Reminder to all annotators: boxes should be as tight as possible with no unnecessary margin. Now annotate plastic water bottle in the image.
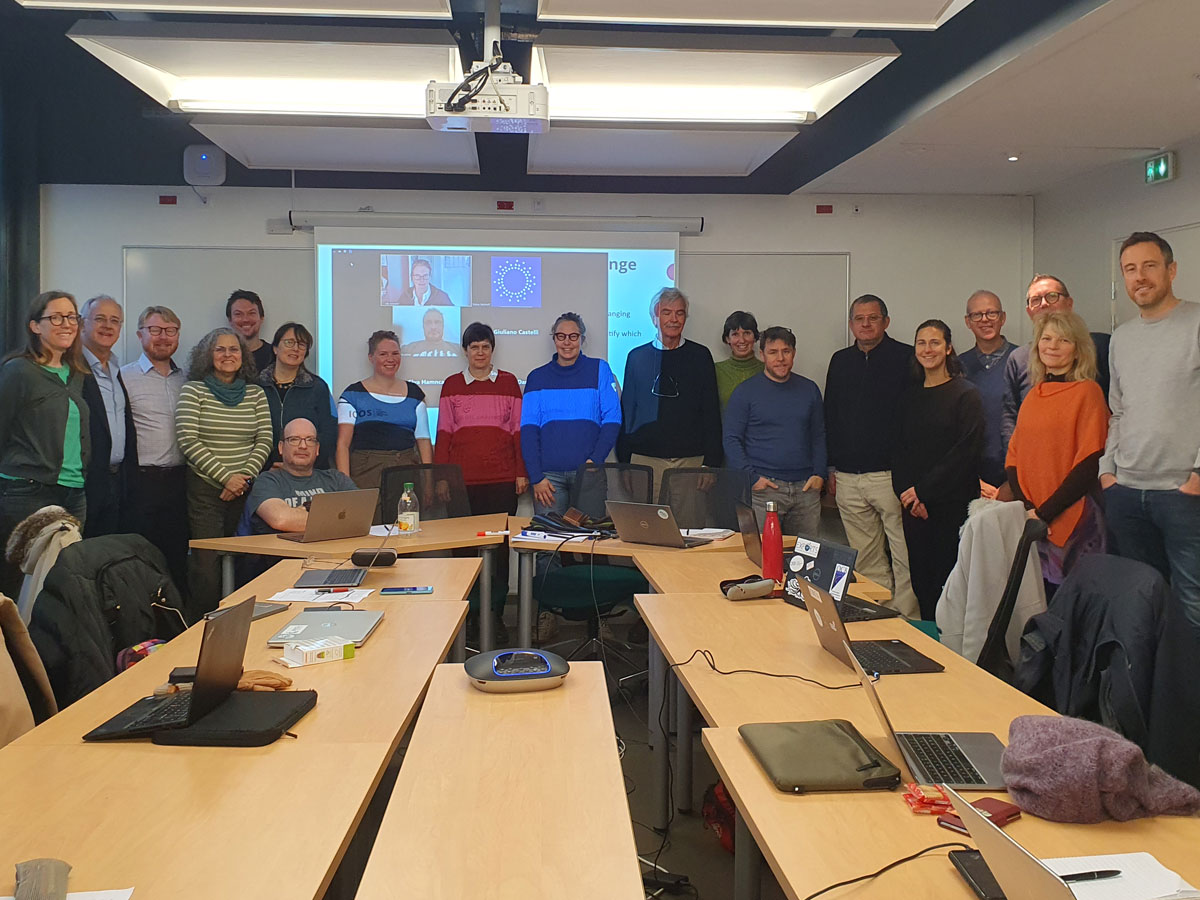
[397,482,420,535]
[762,500,783,595]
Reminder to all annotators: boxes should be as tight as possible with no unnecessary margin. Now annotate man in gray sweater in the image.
[1100,231,1200,625]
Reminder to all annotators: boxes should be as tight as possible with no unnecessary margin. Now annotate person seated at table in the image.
[241,418,357,536]
[1006,311,1107,585]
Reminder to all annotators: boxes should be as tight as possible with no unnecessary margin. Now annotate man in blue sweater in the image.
[959,290,1016,494]
[723,326,826,537]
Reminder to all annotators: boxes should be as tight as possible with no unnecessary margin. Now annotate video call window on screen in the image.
[381,254,472,307]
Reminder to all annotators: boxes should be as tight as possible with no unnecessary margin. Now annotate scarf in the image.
[204,374,246,407]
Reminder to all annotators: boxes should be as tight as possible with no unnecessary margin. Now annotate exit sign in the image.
[1144,152,1176,184]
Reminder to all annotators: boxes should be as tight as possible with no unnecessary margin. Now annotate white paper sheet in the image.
[1043,852,1200,900]
[2,891,133,900]
[267,588,373,604]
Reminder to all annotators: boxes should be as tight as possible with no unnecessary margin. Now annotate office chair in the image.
[379,463,471,522]
[658,467,752,530]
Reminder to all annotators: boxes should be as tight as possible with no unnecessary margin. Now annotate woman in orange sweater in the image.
[1006,310,1109,583]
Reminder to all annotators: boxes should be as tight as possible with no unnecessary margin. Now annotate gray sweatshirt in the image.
[1100,300,1200,489]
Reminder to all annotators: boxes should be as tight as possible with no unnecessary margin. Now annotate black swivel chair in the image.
[379,463,472,523]
[658,467,752,530]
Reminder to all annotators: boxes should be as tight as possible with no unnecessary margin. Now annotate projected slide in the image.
[317,240,677,433]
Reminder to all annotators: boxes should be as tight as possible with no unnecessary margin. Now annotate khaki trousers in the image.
[833,470,919,618]
[630,454,704,503]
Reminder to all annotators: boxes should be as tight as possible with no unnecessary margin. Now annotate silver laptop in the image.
[278,488,378,543]
[800,579,943,675]
[945,786,1074,896]
[848,647,1006,789]
[606,501,714,549]
[267,608,384,647]
[736,502,762,568]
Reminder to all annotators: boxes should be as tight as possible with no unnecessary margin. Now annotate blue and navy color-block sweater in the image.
[520,354,622,484]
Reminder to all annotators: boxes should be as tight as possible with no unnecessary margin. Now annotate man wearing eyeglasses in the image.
[80,294,136,537]
[959,291,1017,495]
[616,288,722,498]
[240,418,356,536]
[1000,275,1110,451]
[121,306,189,588]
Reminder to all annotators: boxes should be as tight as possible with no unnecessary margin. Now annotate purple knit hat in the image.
[1001,715,1200,823]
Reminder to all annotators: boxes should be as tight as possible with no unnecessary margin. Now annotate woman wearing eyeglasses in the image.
[176,327,274,615]
[257,322,336,470]
[0,291,91,600]
[520,312,622,516]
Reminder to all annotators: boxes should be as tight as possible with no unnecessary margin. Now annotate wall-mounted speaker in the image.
[183,144,226,186]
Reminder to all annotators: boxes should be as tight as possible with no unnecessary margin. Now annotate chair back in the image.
[658,467,752,530]
[379,464,472,521]
[978,516,1048,680]
[568,462,654,521]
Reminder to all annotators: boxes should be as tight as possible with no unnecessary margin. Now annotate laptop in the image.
[783,535,900,622]
[606,501,714,549]
[293,566,368,589]
[84,596,254,741]
[736,501,763,568]
[267,608,385,647]
[277,488,378,543]
[848,648,1006,789]
[798,578,944,675]
[945,786,1072,893]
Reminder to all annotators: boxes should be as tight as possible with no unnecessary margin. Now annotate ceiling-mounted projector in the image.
[426,61,549,134]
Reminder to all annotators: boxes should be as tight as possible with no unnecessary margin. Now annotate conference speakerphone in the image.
[465,650,569,693]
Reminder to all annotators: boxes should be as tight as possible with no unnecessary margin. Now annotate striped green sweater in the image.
[176,381,273,488]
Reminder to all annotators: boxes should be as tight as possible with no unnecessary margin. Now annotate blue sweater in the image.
[520,354,622,484]
[959,341,1016,485]
[723,372,827,483]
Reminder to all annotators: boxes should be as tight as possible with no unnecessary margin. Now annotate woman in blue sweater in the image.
[520,312,622,516]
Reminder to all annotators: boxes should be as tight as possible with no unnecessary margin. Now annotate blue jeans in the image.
[532,469,577,518]
[1105,483,1200,626]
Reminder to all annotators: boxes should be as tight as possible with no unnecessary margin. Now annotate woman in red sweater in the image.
[1006,310,1108,583]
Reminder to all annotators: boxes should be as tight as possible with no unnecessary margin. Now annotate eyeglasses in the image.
[852,315,883,326]
[142,325,180,337]
[213,347,241,356]
[651,373,679,398]
[283,436,318,447]
[553,332,582,343]
[88,315,123,327]
[967,310,1003,322]
[278,338,309,350]
[1027,291,1067,309]
[39,313,80,326]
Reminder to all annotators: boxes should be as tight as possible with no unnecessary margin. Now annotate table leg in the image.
[449,625,466,663]
[675,679,693,813]
[478,545,495,653]
[733,811,763,900]
[220,554,234,598]
[517,549,534,648]
[648,638,671,831]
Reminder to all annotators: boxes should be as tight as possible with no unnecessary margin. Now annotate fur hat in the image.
[4,506,80,566]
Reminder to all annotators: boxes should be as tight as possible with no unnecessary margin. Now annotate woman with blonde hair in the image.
[1006,310,1108,583]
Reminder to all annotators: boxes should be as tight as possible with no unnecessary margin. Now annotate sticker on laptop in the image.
[788,555,804,573]
[795,538,821,557]
[279,624,307,637]
[830,563,851,601]
[657,508,670,520]
[785,578,804,600]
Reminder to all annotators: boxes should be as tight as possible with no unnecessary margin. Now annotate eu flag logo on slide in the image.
[491,257,542,308]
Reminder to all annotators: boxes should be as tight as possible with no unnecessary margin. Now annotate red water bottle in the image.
[762,500,784,595]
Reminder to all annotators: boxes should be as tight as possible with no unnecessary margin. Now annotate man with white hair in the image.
[616,287,722,497]
[80,294,134,537]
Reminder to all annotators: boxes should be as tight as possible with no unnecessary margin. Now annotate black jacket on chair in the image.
[28,534,186,708]
[82,370,137,533]
[1145,597,1200,789]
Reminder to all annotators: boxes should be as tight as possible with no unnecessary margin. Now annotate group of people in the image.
[1,230,1196,633]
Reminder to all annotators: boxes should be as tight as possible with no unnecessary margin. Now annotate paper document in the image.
[515,530,596,545]
[369,524,399,536]
[267,589,373,604]
[1044,853,1200,900]
[682,528,735,540]
[2,892,133,900]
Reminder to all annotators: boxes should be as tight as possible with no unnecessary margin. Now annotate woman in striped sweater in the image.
[176,327,273,615]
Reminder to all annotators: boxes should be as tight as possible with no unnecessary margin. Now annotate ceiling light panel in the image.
[23,0,450,17]
[67,22,459,118]
[537,0,975,30]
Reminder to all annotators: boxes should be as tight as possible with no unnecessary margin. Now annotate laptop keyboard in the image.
[839,601,881,622]
[130,693,193,730]
[900,732,986,785]
[851,642,904,674]
[314,569,364,586]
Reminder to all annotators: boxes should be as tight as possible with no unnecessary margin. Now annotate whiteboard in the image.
[677,252,850,390]
[122,246,315,370]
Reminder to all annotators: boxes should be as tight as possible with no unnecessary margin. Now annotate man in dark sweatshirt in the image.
[617,288,722,500]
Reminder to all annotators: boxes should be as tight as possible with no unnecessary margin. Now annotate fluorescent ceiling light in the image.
[21,0,450,17]
[536,0,976,30]
[171,78,430,117]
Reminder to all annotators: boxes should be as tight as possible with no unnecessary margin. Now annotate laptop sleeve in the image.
[739,719,901,793]
[151,690,317,747]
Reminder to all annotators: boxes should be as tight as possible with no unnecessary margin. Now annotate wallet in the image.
[938,798,1022,834]
[152,690,317,746]
[739,720,901,793]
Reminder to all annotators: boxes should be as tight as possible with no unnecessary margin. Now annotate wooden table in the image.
[0,561,471,898]
[354,662,644,900]
[191,512,507,650]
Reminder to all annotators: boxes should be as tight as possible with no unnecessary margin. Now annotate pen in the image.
[316,587,350,594]
[477,530,510,536]
[1061,870,1121,883]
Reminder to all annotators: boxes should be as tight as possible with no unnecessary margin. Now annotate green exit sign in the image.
[1145,152,1176,184]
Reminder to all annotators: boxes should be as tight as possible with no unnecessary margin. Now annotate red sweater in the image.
[434,370,526,485]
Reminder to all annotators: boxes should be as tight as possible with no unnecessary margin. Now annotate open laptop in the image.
[84,596,254,741]
[267,608,385,647]
[783,535,899,622]
[945,786,1073,893]
[278,488,378,543]
[606,501,714,549]
[736,501,763,567]
[848,648,1006,789]
[799,578,944,675]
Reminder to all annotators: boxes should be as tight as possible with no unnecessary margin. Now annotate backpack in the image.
[701,780,736,853]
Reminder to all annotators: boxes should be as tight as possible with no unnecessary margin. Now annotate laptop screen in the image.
[787,535,858,601]
[736,502,762,568]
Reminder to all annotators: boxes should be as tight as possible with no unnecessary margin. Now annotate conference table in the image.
[0,557,475,898]
[191,512,508,652]
[354,662,644,900]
